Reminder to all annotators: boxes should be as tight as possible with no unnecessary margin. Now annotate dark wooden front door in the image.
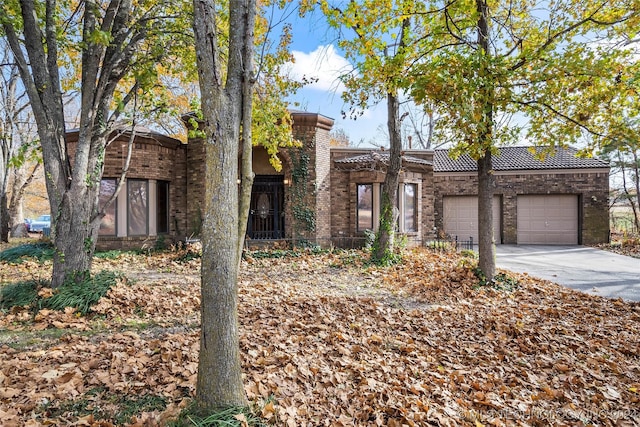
[247,175,285,239]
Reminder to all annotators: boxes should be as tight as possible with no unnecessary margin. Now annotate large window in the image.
[357,184,373,231]
[356,182,419,233]
[99,179,117,236]
[127,180,148,236]
[157,181,170,234]
[403,183,417,232]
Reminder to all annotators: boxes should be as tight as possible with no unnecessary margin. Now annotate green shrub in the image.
[0,271,121,314]
[170,404,266,427]
[94,250,123,260]
[473,269,520,291]
[459,249,478,259]
[0,280,43,309]
[43,271,122,314]
[0,242,55,264]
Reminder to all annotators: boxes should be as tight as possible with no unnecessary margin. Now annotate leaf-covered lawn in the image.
[0,246,638,426]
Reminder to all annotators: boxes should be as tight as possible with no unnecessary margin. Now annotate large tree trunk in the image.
[477,153,495,279]
[51,185,101,286]
[193,0,254,410]
[475,0,496,280]
[372,91,402,262]
[237,4,256,266]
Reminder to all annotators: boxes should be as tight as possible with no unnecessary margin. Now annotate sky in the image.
[281,12,390,147]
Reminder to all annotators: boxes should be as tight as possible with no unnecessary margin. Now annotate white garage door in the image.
[517,195,578,244]
[443,196,501,244]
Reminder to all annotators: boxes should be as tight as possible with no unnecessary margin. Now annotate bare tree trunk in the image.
[237,4,257,266]
[475,0,496,280]
[371,18,410,263]
[477,152,495,278]
[193,0,254,410]
[373,91,402,262]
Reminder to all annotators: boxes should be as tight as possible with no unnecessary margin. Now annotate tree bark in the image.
[193,0,254,410]
[237,2,257,266]
[475,0,496,280]
[477,153,495,279]
[372,90,402,262]
[371,18,410,263]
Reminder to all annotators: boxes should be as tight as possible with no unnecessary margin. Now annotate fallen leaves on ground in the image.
[0,247,639,426]
[594,235,640,259]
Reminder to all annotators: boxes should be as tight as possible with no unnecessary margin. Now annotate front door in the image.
[247,175,285,239]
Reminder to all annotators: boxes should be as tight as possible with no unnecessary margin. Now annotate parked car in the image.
[26,214,51,233]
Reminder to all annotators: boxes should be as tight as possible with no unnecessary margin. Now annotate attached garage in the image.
[443,196,501,244]
[517,195,578,244]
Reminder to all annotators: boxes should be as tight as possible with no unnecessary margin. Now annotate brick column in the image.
[290,112,334,246]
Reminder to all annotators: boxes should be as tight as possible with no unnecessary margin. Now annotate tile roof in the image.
[434,146,609,172]
[334,151,432,167]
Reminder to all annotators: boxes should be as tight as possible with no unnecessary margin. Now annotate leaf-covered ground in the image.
[594,235,640,259]
[0,246,639,426]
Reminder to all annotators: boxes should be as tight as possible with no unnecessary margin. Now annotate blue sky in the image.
[282,12,389,147]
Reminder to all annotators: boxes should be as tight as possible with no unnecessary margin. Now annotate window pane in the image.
[99,179,117,236]
[157,181,169,234]
[357,184,373,231]
[404,184,417,232]
[128,180,148,235]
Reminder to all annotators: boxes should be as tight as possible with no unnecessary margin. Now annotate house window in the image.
[99,179,117,236]
[403,183,417,232]
[357,184,373,231]
[127,179,148,236]
[157,181,170,234]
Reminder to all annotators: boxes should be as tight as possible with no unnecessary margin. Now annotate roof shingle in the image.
[434,146,608,172]
[334,151,432,167]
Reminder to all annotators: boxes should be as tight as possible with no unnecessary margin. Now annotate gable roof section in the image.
[334,151,433,170]
[434,146,609,173]
[66,125,184,147]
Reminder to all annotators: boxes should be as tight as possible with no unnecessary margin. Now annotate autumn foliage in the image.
[0,245,638,426]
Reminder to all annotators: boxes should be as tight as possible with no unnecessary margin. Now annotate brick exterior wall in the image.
[67,131,187,251]
[433,169,610,244]
[185,136,206,238]
[329,148,436,247]
[88,120,610,251]
[183,112,334,246]
[288,113,334,245]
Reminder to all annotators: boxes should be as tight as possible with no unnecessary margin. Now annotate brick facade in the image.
[330,148,436,247]
[433,169,610,245]
[89,115,610,250]
[289,113,334,244]
[67,129,187,251]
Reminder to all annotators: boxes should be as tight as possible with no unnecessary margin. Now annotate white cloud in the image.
[286,45,352,93]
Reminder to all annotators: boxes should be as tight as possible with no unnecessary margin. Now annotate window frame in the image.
[356,183,374,232]
[403,183,418,233]
[127,179,149,236]
[156,180,170,234]
[98,178,117,236]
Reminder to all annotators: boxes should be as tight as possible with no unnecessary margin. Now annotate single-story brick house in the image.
[88,111,610,250]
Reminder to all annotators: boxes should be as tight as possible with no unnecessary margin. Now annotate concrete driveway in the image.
[495,245,640,301]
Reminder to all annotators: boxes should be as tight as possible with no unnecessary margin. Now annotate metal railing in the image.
[425,236,474,252]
